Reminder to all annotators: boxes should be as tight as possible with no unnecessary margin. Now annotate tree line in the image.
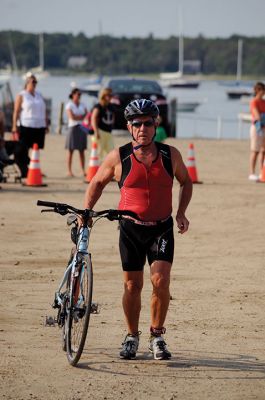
[0,31,264,76]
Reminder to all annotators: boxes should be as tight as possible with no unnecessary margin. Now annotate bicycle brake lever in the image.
[55,206,68,215]
[41,209,55,213]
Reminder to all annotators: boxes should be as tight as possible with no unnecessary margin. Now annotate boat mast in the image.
[236,39,243,82]
[39,33,44,71]
[8,35,18,73]
[178,6,184,76]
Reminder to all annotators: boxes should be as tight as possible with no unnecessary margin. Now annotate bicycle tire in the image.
[61,294,69,352]
[66,255,93,366]
[61,250,74,352]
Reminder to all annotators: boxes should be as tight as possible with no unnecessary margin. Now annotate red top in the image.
[118,152,173,221]
[250,98,265,122]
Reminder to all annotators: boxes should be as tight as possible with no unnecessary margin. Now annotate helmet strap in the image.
[132,133,156,151]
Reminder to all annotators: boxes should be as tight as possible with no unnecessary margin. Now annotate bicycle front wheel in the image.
[66,255,93,366]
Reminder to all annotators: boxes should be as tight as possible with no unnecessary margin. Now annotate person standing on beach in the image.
[248,81,265,181]
[91,88,115,161]
[12,72,48,164]
[65,88,87,177]
[83,99,192,360]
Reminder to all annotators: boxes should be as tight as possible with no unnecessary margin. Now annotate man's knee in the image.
[151,272,170,291]
[124,279,143,295]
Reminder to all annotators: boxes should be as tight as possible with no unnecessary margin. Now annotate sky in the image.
[1,0,265,39]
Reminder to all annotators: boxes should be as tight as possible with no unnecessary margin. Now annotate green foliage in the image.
[0,31,264,76]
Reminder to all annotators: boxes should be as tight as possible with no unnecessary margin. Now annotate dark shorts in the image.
[119,217,174,271]
[19,126,46,149]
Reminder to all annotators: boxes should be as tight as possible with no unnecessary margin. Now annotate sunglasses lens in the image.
[132,122,141,128]
[144,120,154,127]
[132,120,154,128]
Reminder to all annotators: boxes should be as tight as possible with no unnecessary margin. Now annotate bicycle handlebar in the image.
[37,200,137,221]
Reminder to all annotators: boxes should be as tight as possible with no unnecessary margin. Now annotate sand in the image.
[1,133,265,400]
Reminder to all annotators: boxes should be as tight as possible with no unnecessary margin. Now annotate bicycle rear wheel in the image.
[66,255,93,366]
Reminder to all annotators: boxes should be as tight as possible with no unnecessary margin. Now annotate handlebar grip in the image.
[106,209,138,221]
[37,200,59,208]
[119,210,138,218]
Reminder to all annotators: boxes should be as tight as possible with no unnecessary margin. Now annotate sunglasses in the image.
[131,119,154,128]
[31,80,37,84]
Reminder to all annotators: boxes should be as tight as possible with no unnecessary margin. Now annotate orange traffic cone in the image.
[25,143,47,187]
[259,160,265,183]
[85,138,100,183]
[186,143,202,184]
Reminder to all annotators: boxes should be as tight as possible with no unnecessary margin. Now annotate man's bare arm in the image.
[170,146,193,234]
[84,148,120,209]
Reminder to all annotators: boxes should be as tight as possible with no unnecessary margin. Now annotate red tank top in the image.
[118,143,173,221]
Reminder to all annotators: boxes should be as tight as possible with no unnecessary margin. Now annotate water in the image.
[8,74,253,140]
[164,80,252,140]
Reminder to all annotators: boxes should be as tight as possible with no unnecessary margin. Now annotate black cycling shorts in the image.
[119,217,174,271]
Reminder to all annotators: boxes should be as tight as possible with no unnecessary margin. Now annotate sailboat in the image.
[0,36,18,82]
[160,9,200,89]
[0,67,12,83]
[226,39,253,99]
[23,33,50,81]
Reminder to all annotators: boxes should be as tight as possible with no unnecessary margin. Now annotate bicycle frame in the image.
[55,224,91,309]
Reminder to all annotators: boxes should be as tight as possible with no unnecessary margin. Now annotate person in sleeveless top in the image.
[12,72,48,153]
[83,99,192,361]
[248,82,265,181]
[91,87,114,161]
[65,88,87,177]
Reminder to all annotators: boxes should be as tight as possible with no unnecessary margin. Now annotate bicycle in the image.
[37,200,136,367]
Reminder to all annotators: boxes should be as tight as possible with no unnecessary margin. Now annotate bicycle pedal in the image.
[52,292,63,309]
[44,315,57,326]
[91,302,100,314]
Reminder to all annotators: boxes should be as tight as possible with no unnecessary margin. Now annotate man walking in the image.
[84,99,192,360]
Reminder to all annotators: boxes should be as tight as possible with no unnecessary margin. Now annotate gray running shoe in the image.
[120,334,139,359]
[149,336,171,360]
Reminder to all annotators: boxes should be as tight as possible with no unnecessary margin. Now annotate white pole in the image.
[217,116,222,139]
[238,117,243,140]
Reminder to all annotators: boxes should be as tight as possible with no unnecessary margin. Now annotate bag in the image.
[80,111,94,135]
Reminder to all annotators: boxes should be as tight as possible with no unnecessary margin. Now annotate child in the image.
[154,115,167,143]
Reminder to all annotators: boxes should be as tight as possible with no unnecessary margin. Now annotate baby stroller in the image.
[0,159,22,184]
[0,138,29,184]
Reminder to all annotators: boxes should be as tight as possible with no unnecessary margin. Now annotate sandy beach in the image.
[1,133,265,400]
